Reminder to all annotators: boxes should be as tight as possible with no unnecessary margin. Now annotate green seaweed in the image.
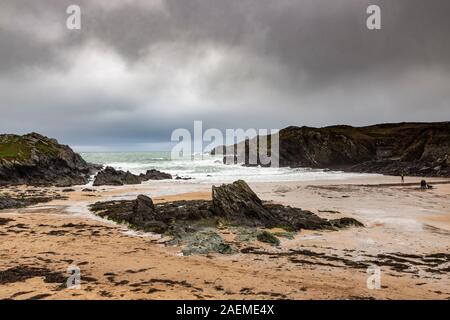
[256,231,280,246]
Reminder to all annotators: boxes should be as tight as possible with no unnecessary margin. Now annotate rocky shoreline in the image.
[0,133,175,188]
[2,124,449,190]
[0,133,100,187]
[89,180,363,255]
[213,122,450,177]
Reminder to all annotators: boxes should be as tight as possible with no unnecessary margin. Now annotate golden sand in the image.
[0,176,449,300]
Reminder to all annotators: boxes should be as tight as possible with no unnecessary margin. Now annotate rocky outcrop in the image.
[212,122,450,177]
[90,180,363,235]
[139,169,172,181]
[212,180,363,230]
[0,133,100,186]
[90,194,165,232]
[93,167,173,186]
[212,180,277,226]
[93,167,141,186]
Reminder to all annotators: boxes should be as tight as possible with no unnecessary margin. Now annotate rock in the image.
[93,167,141,186]
[212,180,278,227]
[175,175,193,180]
[139,169,172,181]
[266,204,335,230]
[212,122,450,177]
[0,196,23,209]
[0,195,54,210]
[90,180,364,238]
[210,180,361,230]
[0,132,100,186]
[90,194,162,232]
[256,231,280,246]
[132,197,164,231]
[133,195,156,217]
[93,167,173,186]
[178,230,236,256]
[329,217,364,228]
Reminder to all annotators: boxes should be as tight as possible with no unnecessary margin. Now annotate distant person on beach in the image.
[421,180,427,189]
[420,180,433,189]
[401,173,404,184]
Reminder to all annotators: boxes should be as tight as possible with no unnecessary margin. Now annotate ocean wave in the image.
[81,152,374,182]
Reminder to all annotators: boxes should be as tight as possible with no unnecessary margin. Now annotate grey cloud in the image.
[0,0,449,150]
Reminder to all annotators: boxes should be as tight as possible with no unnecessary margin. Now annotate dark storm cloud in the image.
[0,0,449,150]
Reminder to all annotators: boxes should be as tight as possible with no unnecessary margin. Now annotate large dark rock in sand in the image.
[0,132,100,186]
[93,167,173,186]
[212,180,277,226]
[133,194,156,215]
[90,180,363,235]
[212,180,363,230]
[90,194,166,233]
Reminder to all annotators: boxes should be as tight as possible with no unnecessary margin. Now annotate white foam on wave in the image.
[82,152,374,183]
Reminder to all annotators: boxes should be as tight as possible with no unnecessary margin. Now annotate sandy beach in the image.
[2,0,450,308]
[0,175,449,300]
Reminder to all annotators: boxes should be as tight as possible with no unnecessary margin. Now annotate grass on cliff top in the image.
[0,136,60,161]
[287,122,446,147]
[0,137,32,161]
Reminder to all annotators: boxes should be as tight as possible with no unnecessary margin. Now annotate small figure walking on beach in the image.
[401,173,404,184]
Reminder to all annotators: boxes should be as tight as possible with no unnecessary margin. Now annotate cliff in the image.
[0,133,99,186]
[212,122,450,177]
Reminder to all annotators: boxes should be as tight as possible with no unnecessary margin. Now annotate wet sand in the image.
[0,175,449,300]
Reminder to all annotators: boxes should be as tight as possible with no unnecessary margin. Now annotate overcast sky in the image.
[1,0,449,151]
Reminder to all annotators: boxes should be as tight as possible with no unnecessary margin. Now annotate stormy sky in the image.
[1,0,449,151]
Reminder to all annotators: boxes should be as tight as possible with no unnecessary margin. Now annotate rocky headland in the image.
[213,122,450,177]
[0,133,100,187]
[0,132,175,190]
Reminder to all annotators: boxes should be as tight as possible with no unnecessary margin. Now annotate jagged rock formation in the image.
[212,180,277,225]
[0,133,100,186]
[90,180,363,234]
[93,167,173,186]
[212,122,450,177]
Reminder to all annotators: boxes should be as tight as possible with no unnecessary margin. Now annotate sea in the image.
[80,151,370,183]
